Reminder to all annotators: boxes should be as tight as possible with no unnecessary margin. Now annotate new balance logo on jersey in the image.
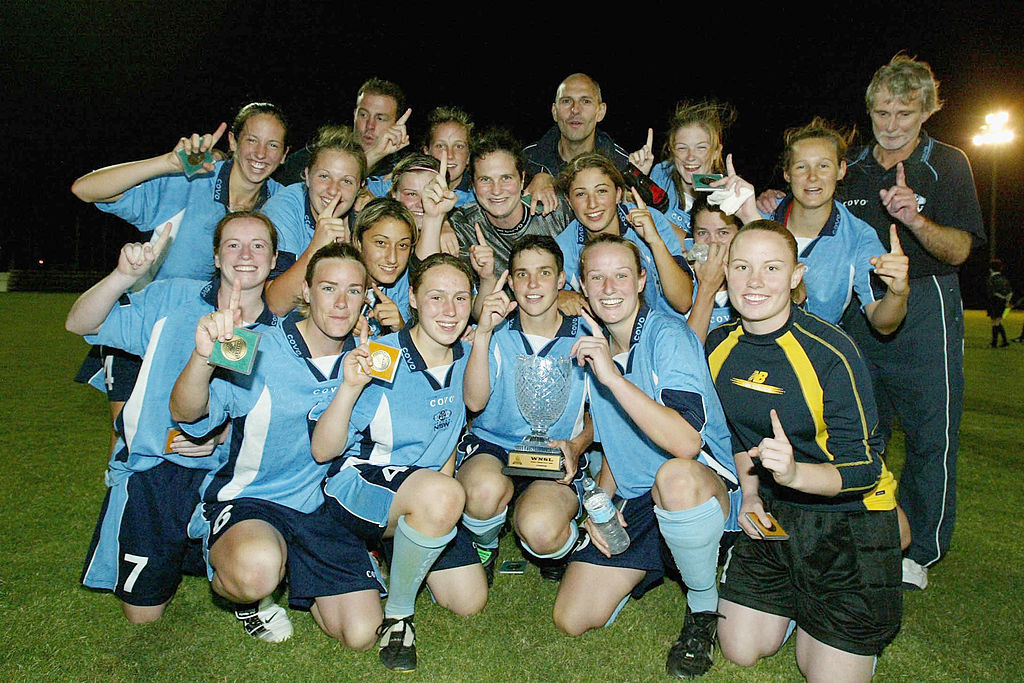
[731,371,785,395]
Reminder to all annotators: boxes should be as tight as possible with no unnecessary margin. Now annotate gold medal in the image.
[221,336,248,362]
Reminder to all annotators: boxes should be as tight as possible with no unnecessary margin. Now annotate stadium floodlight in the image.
[973,112,1013,260]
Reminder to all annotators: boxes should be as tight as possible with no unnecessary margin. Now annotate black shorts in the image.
[198,499,385,610]
[74,346,143,403]
[81,462,206,607]
[570,490,665,600]
[719,500,902,656]
[986,301,1007,319]
[322,466,479,573]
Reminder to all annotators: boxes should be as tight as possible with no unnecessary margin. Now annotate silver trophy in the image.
[503,355,572,479]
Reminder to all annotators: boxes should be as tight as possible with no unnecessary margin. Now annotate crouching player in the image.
[169,243,385,648]
[706,222,901,681]
[311,254,487,673]
[458,236,592,583]
[67,212,280,624]
[553,235,739,679]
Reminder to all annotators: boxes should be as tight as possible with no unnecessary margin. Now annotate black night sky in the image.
[4,1,1023,305]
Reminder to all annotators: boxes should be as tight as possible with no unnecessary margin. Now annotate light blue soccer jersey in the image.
[97,160,280,281]
[179,314,353,513]
[322,328,469,502]
[469,312,587,452]
[259,182,317,277]
[651,161,691,234]
[586,305,739,528]
[557,204,691,319]
[85,278,277,475]
[771,197,888,324]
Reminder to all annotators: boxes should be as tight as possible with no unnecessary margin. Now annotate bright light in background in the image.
[38,260,44,265]
[974,111,1014,146]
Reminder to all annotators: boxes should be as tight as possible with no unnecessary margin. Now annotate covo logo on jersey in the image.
[433,409,452,431]
[430,394,455,407]
[842,199,868,207]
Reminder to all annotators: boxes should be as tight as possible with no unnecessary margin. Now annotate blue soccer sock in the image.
[461,508,506,550]
[385,515,455,619]
[521,520,579,560]
[655,497,724,614]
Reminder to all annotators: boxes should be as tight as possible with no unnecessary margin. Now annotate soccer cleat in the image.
[475,543,499,586]
[234,596,294,643]
[902,557,928,590]
[538,558,567,582]
[666,609,719,678]
[378,616,417,672]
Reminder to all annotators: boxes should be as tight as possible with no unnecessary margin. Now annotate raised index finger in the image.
[228,275,242,311]
[888,224,904,255]
[493,269,509,293]
[629,186,647,211]
[769,409,788,441]
[152,222,173,256]
[370,282,392,302]
[725,153,736,177]
[208,122,228,149]
[474,223,489,246]
[895,162,907,187]
[438,148,449,187]
[578,309,604,338]
[323,190,343,218]
[396,108,412,126]
[644,127,653,151]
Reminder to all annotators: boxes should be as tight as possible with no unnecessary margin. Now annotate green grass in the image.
[2,294,1022,681]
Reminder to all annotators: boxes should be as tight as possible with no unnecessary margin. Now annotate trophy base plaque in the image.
[502,440,564,480]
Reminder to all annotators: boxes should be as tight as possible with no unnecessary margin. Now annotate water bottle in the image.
[582,477,630,555]
[685,242,709,264]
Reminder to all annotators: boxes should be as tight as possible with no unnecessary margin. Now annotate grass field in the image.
[1,293,1021,681]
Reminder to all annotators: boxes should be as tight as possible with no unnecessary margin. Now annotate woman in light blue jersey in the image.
[629,100,735,244]
[68,211,280,627]
[556,153,693,317]
[553,235,736,678]
[71,103,290,446]
[312,253,487,673]
[263,127,368,314]
[352,197,417,333]
[767,118,909,334]
[172,243,384,650]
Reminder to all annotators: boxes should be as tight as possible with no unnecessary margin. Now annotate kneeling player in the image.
[707,222,901,682]
[68,213,278,625]
[458,236,592,583]
[553,235,739,679]
[170,243,385,648]
[312,254,487,673]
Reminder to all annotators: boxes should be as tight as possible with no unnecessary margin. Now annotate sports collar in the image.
[397,327,465,373]
[774,196,840,237]
[212,159,273,210]
[508,310,579,356]
[281,311,356,380]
